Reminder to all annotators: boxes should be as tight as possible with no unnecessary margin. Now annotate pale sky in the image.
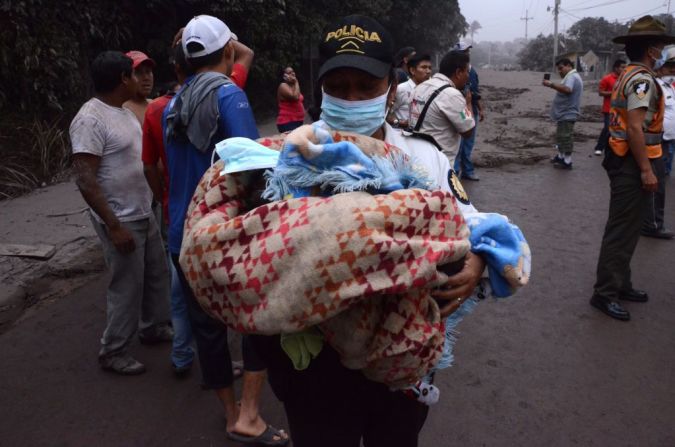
[458,0,674,42]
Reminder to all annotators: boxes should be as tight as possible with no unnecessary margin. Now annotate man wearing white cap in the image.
[642,45,675,239]
[163,15,288,446]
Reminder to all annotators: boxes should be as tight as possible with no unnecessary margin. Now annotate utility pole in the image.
[553,0,561,69]
[668,0,673,34]
[521,9,534,40]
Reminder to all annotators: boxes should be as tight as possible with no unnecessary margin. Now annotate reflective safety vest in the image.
[608,64,664,158]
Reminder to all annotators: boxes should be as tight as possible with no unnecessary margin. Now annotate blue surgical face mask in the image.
[212,137,279,175]
[320,87,390,136]
[653,47,668,70]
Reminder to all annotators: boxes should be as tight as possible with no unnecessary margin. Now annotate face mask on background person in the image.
[652,47,668,70]
[320,87,390,136]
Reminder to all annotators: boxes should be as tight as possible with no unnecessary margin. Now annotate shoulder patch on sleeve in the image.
[448,169,471,205]
[630,79,650,99]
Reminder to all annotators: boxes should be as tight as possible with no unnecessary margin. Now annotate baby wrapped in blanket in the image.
[180,124,530,403]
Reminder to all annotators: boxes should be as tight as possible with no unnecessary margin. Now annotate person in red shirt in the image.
[276,66,306,132]
[594,59,626,155]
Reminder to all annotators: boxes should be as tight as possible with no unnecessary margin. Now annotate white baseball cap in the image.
[182,15,235,58]
[665,45,675,63]
[453,41,472,52]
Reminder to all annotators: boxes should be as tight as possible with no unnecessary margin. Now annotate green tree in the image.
[468,20,482,43]
[566,17,627,53]
[517,33,570,71]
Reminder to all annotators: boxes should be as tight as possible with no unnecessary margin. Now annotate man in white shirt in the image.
[387,53,432,129]
[643,47,675,238]
[70,51,172,375]
[409,50,476,160]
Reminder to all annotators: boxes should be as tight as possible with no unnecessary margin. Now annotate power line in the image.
[615,4,668,22]
[560,8,583,20]
[532,16,555,36]
[566,0,631,12]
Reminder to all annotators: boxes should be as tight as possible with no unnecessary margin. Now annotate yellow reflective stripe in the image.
[609,129,662,144]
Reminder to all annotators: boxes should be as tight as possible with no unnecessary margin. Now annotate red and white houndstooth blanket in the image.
[179,131,470,388]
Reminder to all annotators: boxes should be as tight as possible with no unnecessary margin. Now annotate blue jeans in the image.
[663,139,674,175]
[170,261,194,368]
[454,105,478,176]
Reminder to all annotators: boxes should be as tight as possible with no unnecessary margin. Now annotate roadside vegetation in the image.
[0,0,468,199]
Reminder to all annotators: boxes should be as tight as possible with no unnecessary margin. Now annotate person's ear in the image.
[120,71,130,86]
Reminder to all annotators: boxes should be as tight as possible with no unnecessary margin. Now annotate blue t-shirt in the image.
[163,75,259,255]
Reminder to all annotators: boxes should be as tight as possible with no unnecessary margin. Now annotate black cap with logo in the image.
[318,15,394,79]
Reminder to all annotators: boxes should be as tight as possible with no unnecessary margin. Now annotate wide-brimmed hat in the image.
[613,15,675,44]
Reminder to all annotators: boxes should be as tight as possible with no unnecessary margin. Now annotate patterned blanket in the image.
[180,129,470,388]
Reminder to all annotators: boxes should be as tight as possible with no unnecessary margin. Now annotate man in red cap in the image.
[123,50,155,125]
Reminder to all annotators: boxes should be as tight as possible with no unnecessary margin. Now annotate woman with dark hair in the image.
[276,66,305,132]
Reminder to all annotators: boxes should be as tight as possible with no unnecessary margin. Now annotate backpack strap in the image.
[413,84,453,132]
[409,131,445,152]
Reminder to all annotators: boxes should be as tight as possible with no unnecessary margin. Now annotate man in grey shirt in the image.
[543,57,583,169]
[70,51,172,375]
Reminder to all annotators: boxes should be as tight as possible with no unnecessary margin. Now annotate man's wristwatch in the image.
[393,119,400,127]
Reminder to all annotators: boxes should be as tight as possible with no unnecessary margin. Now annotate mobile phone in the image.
[543,73,551,81]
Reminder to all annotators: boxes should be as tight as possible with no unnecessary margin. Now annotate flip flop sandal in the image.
[227,425,289,446]
[232,360,244,380]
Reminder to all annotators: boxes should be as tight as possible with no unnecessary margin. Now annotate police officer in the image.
[249,15,489,447]
[590,16,675,321]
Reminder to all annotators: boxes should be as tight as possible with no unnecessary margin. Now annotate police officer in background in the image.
[590,16,675,321]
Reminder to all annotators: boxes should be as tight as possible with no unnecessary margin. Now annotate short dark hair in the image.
[407,53,431,70]
[624,38,662,61]
[555,58,574,68]
[172,43,193,76]
[613,59,627,69]
[185,43,225,70]
[439,51,469,78]
[91,51,133,93]
[394,46,415,67]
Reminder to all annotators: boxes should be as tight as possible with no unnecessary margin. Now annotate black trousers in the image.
[594,113,610,152]
[642,154,667,232]
[249,334,429,447]
[171,255,265,389]
[594,152,660,301]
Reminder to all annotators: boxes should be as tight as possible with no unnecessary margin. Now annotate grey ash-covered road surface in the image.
[1,70,674,446]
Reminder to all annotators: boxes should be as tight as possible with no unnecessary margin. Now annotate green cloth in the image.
[280,328,324,370]
[556,120,575,154]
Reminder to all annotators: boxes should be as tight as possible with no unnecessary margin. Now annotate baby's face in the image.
[244,170,269,210]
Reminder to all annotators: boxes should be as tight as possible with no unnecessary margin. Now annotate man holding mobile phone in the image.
[543,58,583,169]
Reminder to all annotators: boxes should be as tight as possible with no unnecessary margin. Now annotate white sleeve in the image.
[70,115,106,157]
[436,152,479,214]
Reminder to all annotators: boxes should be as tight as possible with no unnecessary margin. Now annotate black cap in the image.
[318,15,394,79]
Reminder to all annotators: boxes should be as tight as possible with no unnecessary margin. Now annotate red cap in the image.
[125,50,156,69]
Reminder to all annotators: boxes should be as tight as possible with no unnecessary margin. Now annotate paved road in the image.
[1,148,674,446]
